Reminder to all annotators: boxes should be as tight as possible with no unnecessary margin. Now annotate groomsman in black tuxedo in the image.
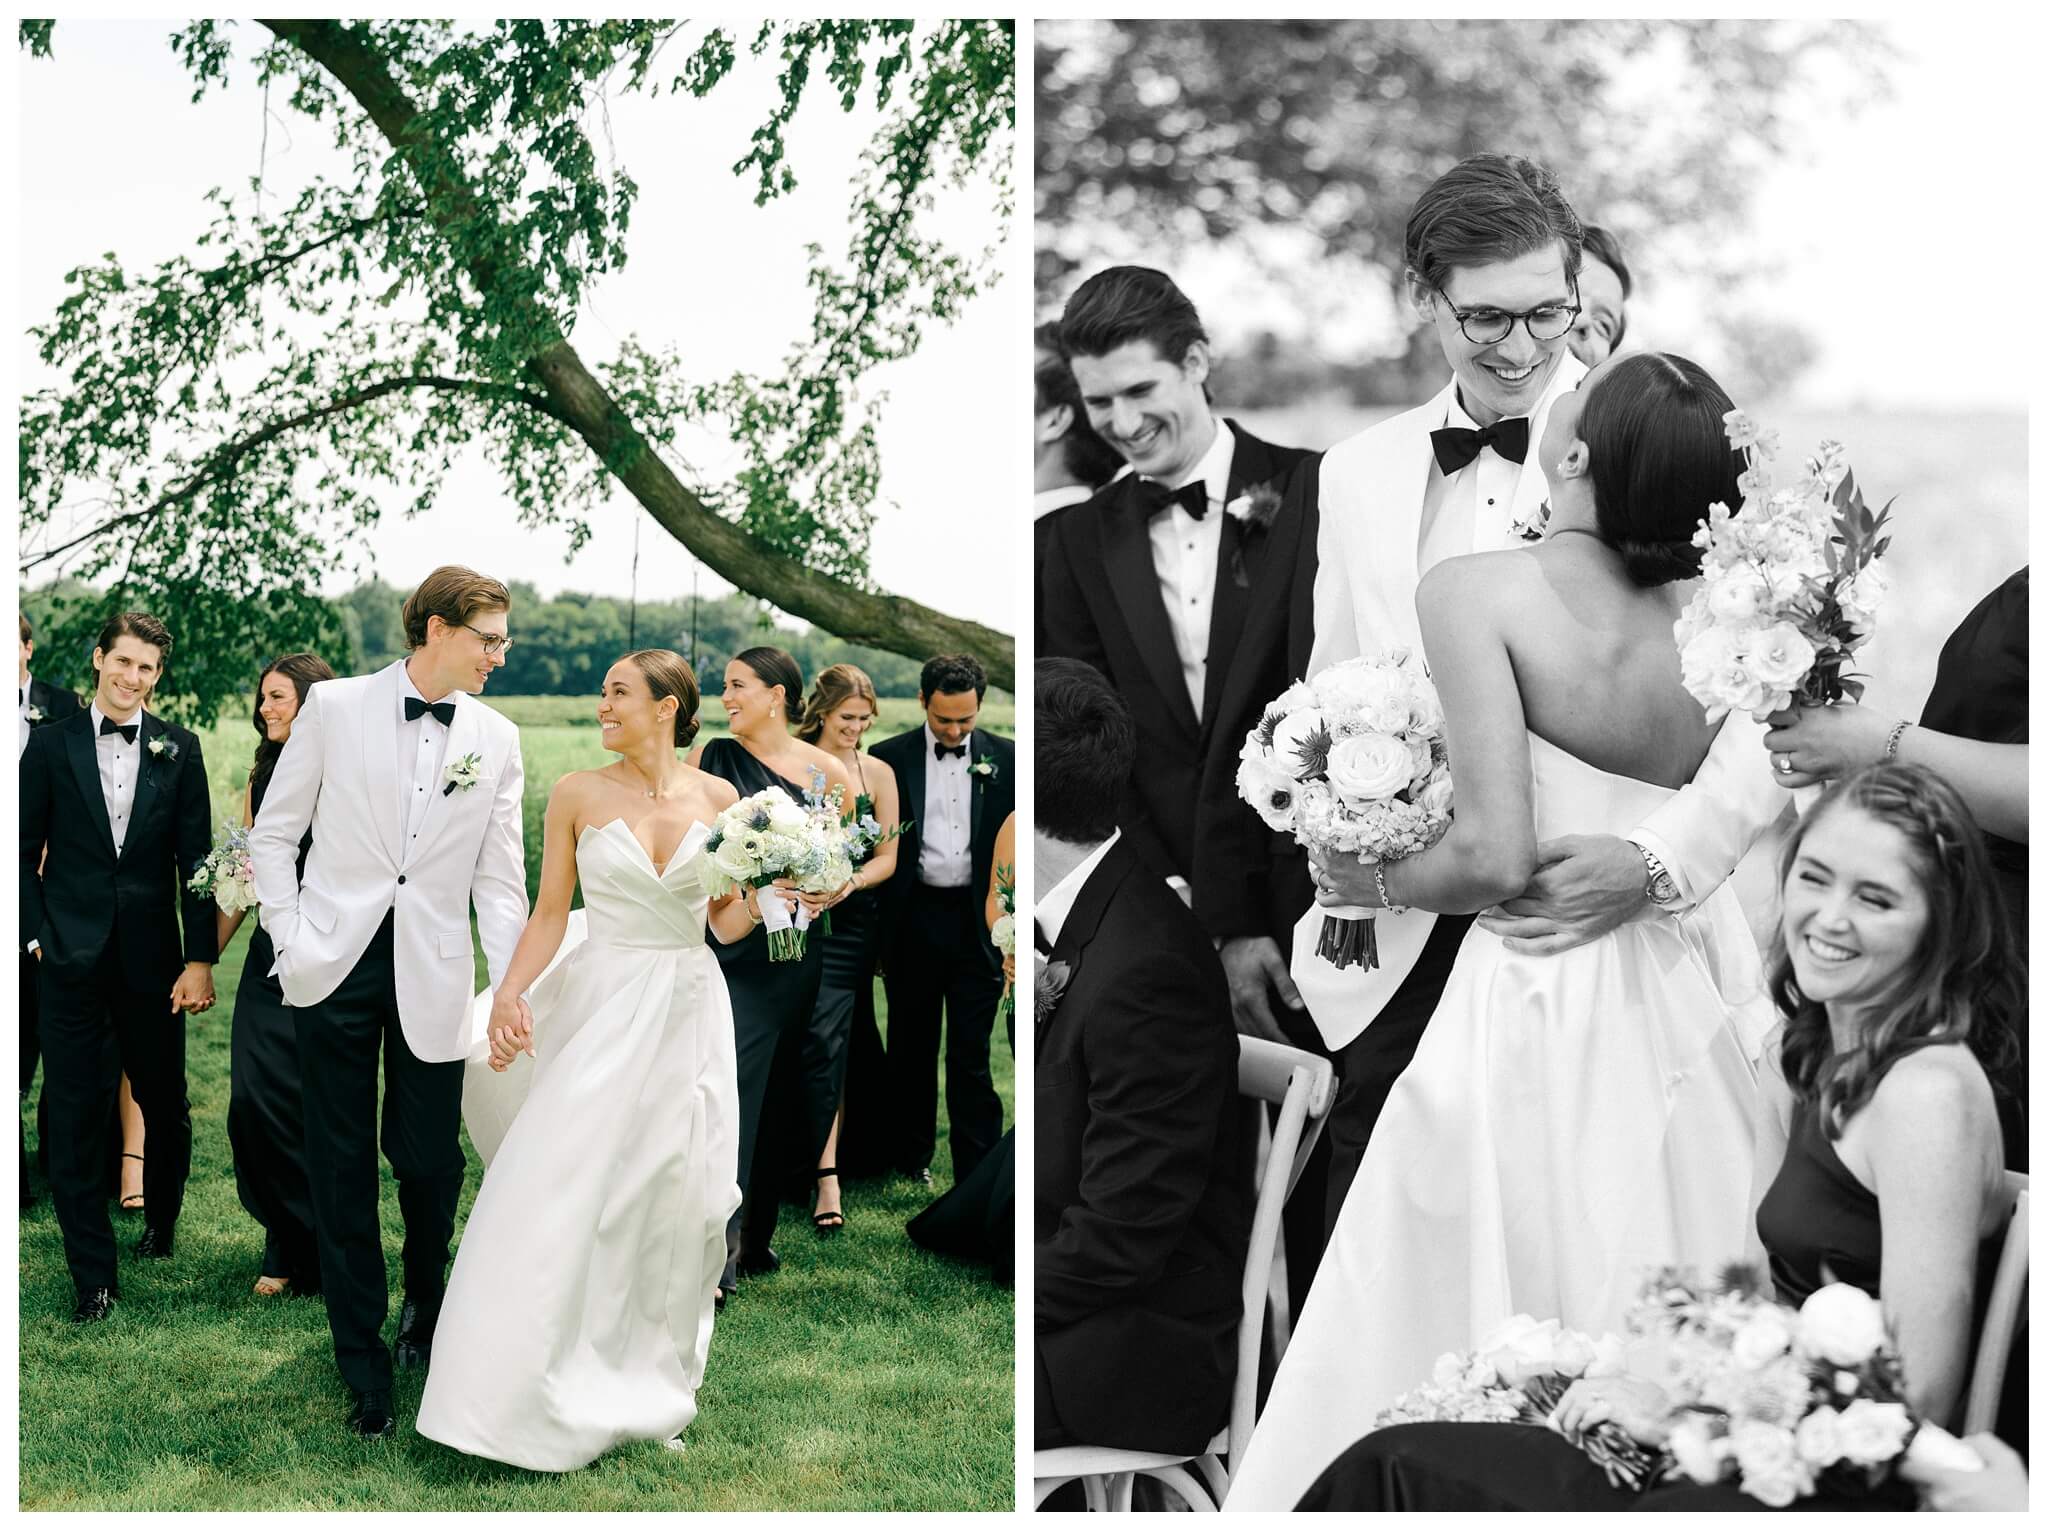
[19,612,83,1208]
[1035,657,1250,1457]
[869,653,1015,1185]
[19,612,215,1321]
[1032,321,1122,596]
[1038,266,1320,1044]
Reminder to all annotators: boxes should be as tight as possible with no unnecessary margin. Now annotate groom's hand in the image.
[1476,835,1644,956]
[1219,936,1304,1044]
[169,962,215,1015]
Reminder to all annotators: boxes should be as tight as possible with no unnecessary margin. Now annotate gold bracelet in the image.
[1373,862,1407,915]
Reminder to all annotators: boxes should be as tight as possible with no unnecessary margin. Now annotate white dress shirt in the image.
[917,723,975,889]
[88,701,143,856]
[1416,388,1529,575]
[398,667,455,849]
[1143,418,1236,720]
[1037,830,1121,948]
[1034,483,1097,519]
[19,675,32,759]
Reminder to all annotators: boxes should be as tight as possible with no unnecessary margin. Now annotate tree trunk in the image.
[263,19,1015,691]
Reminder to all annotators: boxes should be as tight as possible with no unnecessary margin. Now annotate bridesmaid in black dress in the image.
[688,647,855,1292]
[1294,763,2020,1511]
[217,652,334,1297]
[793,664,901,1234]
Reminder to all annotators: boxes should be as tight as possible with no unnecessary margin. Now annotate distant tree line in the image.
[23,576,948,717]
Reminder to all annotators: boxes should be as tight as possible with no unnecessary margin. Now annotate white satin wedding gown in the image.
[1225,733,1774,1510]
[417,819,741,1471]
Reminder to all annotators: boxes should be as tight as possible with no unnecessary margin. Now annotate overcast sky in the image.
[15,19,1019,635]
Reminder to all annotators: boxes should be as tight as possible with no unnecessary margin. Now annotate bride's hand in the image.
[1549,1376,1673,1446]
[1309,853,1378,909]
[772,876,827,918]
[488,993,534,1067]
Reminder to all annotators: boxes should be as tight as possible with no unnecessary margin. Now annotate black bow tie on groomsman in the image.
[1136,477,1209,521]
[98,716,139,745]
[934,741,967,760]
[405,696,457,726]
[1429,415,1530,474]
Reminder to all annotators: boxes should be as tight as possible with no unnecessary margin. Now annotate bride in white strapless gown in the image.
[419,652,767,1472]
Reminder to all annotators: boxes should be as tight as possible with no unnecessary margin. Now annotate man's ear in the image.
[1178,339,1212,388]
[1035,401,1074,448]
[1404,266,1435,323]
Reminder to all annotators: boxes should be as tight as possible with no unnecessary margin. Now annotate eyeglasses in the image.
[1433,281,1581,346]
[458,623,515,656]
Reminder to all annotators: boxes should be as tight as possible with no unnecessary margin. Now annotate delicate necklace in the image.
[625,762,672,800]
[1547,526,1607,546]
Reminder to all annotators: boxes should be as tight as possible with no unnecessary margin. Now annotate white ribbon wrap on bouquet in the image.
[756,886,798,934]
[1289,900,1441,1053]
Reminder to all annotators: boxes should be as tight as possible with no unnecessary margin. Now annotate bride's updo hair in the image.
[1578,352,1744,588]
[622,648,701,751]
[796,663,879,745]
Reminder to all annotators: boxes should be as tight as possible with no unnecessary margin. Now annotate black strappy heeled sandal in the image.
[812,1167,845,1237]
[118,1153,145,1214]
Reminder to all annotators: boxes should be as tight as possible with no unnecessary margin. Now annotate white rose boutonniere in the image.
[970,753,997,781]
[1509,498,1553,543]
[1224,479,1286,588]
[442,752,484,796]
[147,735,179,761]
[26,704,45,722]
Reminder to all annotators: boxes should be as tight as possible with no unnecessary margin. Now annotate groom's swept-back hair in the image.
[1058,265,1208,368]
[1578,352,1743,588]
[1035,322,1123,486]
[97,610,172,660]
[402,565,512,650]
[623,648,701,751]
[1405,154,1583,289]
[1037,658,1133,845]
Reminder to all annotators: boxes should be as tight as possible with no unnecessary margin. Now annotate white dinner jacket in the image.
[1291,356,1784,1050]
[249,660,528,1063]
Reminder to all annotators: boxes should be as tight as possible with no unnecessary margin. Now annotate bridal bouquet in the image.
[1376,1315,1653,1489]
[705,787,833,961]
[1632,1264,1928,1507]
[1237,650,1454,970]
[990,863,1017,1033]
[1675,411,1893,723]
[188,823,258,915]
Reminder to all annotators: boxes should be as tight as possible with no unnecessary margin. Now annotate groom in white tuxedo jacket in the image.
[1294,156,1784,1232]
[251,566,527,1437]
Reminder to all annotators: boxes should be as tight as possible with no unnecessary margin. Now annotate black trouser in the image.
[1323,912,1474,1236]
[720,932,825,1289]
[229,935,320,1289]
[21,951,40,1194]
[882,883,1004,1182]
[802,896,878,1170]
[36,952,191,1292]
[293,913,464,1396]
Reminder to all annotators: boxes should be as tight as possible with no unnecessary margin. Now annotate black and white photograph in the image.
[1033,18,2027,1513]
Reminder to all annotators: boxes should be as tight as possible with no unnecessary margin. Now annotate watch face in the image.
[1650,874,1678,906]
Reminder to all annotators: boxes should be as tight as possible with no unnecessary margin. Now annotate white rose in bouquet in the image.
[1707,569,1771,626]
[711,834,762,887]
[1326,733,1415,808]
[1317,661,1411,736]
[1728,1421,1813,1508]
[765,792,811,835]
[1668,1415,1726,1485]
[1731,1307,1795,1369]
[1792,1405,1844,1470]
[1745,623,1820,699]
[1836,564,1888,635]
[1831,1399,1913,1467]
[1416,767,1455,823]
[1797,1284,1889,1367]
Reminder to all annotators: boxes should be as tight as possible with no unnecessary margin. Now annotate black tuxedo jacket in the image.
[20,708,217,986]
[24,678,83,732]
[1035,836,1251,1454]
[868,723,1015,961]
[1038,418,1319,942]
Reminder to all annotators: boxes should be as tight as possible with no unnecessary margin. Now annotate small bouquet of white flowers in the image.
[188,823,258,915]
[1377,1314,1649,1488]
[1632,1263,1923,1508]
[990,863,1017,1033]
[704,787,817,961]
[1236,649,1454,970]
[1674,411,1893,723]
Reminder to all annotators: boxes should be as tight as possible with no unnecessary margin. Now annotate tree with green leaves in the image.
[19,19,1014,719]
[1036,19,1889,401]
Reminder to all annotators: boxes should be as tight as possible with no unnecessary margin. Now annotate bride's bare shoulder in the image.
[681,763,739,815]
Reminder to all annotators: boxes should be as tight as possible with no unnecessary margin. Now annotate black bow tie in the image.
[1430,415,1530,475]
[934,741,967,760]
[98,716,138,745]
[1137,478,1209,521]
[1033,919,1052,956]
[405,696,456,727]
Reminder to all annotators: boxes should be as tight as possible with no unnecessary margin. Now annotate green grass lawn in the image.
[20,701,1017,1509]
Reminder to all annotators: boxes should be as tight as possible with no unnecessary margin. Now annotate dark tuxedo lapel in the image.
[1209,436,1316,748]
[1200,422,1295,736]
[1099,478,1200,740]
[1038,840,1132,1063]
[895,729,928,876]
[966,729,985,847]
[63,713,118,858]
[128,713,170,856]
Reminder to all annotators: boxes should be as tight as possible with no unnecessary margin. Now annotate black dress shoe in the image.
[71,1286,117,1323]
[348,1388,395,1439]
[900,1167,934,1190]
[135,1224,174,1259]
[394,1293,439,1369]
[737,1245,780,1277]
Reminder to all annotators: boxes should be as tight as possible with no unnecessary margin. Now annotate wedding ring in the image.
[1775,753,1793,774]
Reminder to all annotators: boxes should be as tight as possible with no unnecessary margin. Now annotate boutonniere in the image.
[442,752,483,796]
[147,735,178,761]
[1035,953,1073,1029]
[1509,498,1552,544]
[1225,479,1285,587]
[970,753,998,782]
[25,704,44,722]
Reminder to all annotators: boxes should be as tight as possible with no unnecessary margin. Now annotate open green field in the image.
[21,697,1017,1510]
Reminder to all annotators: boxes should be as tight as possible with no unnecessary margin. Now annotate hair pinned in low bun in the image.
[1612,536,1702,588]
[621,649,701,751]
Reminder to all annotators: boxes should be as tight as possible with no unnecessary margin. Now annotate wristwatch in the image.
[1632,842,1680,908]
